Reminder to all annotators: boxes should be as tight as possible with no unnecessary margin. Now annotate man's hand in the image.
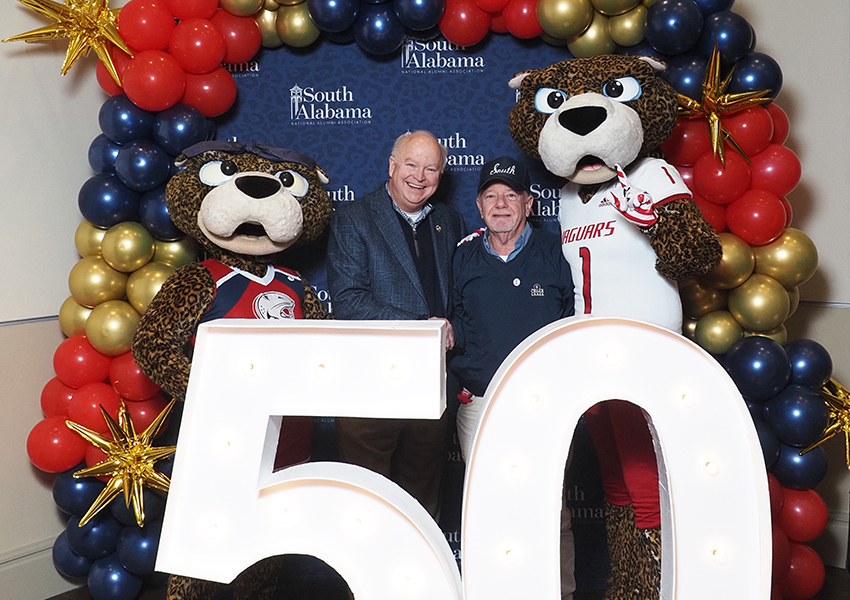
[429,317,455,350]
[607,164,657,227]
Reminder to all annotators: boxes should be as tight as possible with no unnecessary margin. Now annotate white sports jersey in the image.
[559,157,691,333]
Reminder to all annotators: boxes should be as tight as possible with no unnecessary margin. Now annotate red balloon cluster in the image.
[96,0,260,116]
[663,103,800,246]
[439,0,541,47]
[767,473,828,599]
[27,335,164,473]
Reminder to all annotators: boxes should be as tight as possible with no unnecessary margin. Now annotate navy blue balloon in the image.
[308,0,360,33]
[645,0,704,56]
[98,95,154,145]
[724,336,791,402]
[727,51,783,99]
[78,173,141,228]
[697,10,753,65]
[117,521,162,575]
[753,419,780,469]
[115,139,172,193]
[152,104,211,157]
[662,52,708,99]
[771,443,828,490]
[110,490,166,527]
[353,2,407,56]
[692,0,734,15]
[66,513,124,561]
[785,339,833,388]
[88,134,123,175]
[139,185,181,241]
[53,468,107,516]
[745,398,764,421]
[394,0,445,31]
[325,27,356,44]
[88,553,143,600]
[764,384,830,448]
[53,531,93,580]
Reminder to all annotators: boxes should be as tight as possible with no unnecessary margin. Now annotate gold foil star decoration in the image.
[2,0,132,85]
[677,42,773,164]
[801,378,850,470]
[66,397,177,528]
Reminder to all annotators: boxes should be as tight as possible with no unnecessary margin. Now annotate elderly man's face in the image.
[388,134,444,213]
[476,181,534,238]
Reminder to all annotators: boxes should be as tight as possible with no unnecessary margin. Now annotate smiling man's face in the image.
[387,133,444,213]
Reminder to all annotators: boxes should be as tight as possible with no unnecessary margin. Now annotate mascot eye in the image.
[275,169,309,197]
[199,160,239,186]
[534,88,568,114]
[602,77,642,102]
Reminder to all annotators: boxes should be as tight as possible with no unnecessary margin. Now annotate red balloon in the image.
[490,11,507,33]
[53,335,113,389]
[439,0,491,47]
[776,542,825,600]
[165,0,218,20]
[750,144,802,198]
[772,522,791,578]
[766,103,790,145]
[721,106,774,158]
[725,188,786,246]
[68,382,121,433]
[117,0,177,52]
[501,0,542,39]
[169,18,228,74]
[182,67,238,117]
[691,192,726,233]
[768,472,784,517]
[210,8,262,64]
[780,195,793,227]
[476,0,509,12]
[27,416,89,473]
[125,392,170,434]
[122,50,187,111]
[109,352,161,401]
[96,43,134,95]
[777,488,829,543]
[677,164,694,188]
[85,444,111,481]
[661,117,712,167]
[692,149,752,205]
[41,377,76,417]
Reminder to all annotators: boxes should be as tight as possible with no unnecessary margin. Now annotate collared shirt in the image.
[483,222,532,262]
[387,182,433,228]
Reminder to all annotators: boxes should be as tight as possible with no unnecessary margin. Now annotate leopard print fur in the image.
[603,502,660,600]
[166,556,280,600]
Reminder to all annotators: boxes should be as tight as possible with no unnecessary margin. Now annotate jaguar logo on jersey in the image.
[253,291,296,319]
[529,183,561,222]
[290,84,373,126]
[400,38,486,74]
[437,132,485,173]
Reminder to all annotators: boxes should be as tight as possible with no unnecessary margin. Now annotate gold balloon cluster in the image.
[222,0,319,49]
[64,220,198,355]
[537,0,654,55]
[681,228,818,355]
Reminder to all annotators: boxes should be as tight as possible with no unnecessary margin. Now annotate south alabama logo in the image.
[253,291,296,319]
[401,38,485,74]
[290,84,372,125]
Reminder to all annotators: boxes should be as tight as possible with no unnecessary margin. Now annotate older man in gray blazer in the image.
[327,130,465,518]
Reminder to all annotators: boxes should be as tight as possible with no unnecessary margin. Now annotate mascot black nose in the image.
[558,105,608,136]
[235,175,282,199]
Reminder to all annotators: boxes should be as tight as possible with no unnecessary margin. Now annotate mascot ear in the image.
[316,166,330,185]
[638,56,667,72]
[508,70,534,90]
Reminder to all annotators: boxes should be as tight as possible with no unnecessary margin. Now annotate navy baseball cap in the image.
[478,156,531,193]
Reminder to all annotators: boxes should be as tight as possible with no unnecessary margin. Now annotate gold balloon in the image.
[701,233,755,289]
[679,277,727,319]
[753,228,818,288]
[75,221,107,257]
[682,317,698,342]
[744,325,788,346]
[126,262,178,314]
[541,32,570,46]
[220,0,264,17]
[642,0,659,7]
[568,11,616,58]
[695,310,743,355]
[276,2,320,48]
[153,237,200,268]
[787,286,800,318]
[255,8,284,48]
[101,222,156,273]
[85,300,141,356]
[728,273,790,332]
[277,0,304,6]
[69,256,129,308]
[607,4,646,47]
[537,0,594,41]
[591,0,639,16]
[264,0,281,8]
[59,296,92,337]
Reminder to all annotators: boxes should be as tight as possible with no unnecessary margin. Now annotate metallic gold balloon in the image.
[567,11,615,58]
[85,300,141,356]
[153,237,200,268]
[682,317,698,342]
[642,0,658,7]
[744,325,788,346]
[679,277,727,319]
[264,0,281,8]
[695,310,743,356]
[75,221,106,257]
[607,4,646,47]
[220,0,265,17]
[255,8,284,48]
[728,273,790,332]
[537,0,594,41]
[126,262,178,314]
[787,286,800,318]
[541,32,570,46]
[591,0,639,16]
[276,2,320,48]
[101,222,156,273]
[277,0,303,6]
[59,296,92,337]
[69,256,129,308]
[701,233,755,290]
[753,228,818,288]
